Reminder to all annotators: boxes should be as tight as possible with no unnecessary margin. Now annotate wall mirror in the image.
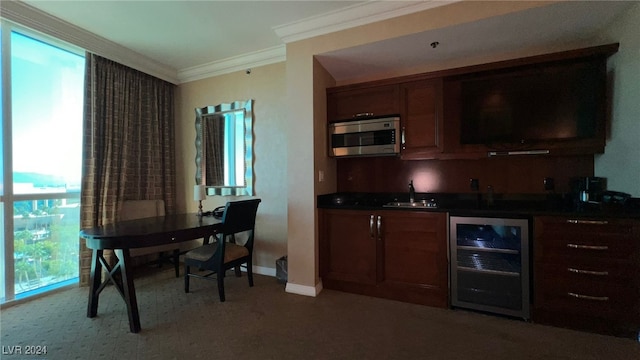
[195,99,254,196]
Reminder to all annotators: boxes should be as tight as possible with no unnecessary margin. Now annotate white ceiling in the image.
[317,1,635,82]
[14,1,636,83]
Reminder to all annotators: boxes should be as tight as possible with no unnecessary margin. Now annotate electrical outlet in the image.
[470,178,479,191]
[543,177,554,191]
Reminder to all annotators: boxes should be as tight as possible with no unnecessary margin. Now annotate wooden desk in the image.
[80,214,221,333]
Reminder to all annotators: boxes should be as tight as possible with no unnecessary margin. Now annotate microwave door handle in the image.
[401,126,406,150]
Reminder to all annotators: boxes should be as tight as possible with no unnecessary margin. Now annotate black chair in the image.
[184,199,261,301]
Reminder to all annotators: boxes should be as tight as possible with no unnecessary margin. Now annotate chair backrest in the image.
[119,200,165,221]
[220,199,261,242]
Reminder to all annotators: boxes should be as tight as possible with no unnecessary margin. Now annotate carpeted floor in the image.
[1,267,638,360]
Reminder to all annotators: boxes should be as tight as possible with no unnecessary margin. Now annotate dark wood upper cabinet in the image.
[325,43,619,160]
[442,56,611,157]
[327,84,399,123]
[400,79,443,159]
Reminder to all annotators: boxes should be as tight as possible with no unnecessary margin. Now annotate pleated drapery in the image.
[79,53,177,286]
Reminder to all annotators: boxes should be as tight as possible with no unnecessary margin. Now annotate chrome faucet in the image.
[409,180,415,203]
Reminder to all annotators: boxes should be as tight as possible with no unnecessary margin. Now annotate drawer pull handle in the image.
[567,292,609,302]
[567,244,608,251]
[354,112,374,118]
[567,267,609,276]
[566,219,609,225]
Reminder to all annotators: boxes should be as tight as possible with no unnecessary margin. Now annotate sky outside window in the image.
[11,32,84,193]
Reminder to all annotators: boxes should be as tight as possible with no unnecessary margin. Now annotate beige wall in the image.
[283,40,319,294]
[595,3,640,196]
[176,62,288,272]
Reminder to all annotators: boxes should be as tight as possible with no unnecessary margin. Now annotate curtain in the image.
[79,53,177,286]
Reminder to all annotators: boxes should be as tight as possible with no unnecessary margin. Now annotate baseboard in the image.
[253,265,276,277]
[285,280,323,297]
[250,265,326,298]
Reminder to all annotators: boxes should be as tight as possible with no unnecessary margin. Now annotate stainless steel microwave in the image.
[329,116,400,157]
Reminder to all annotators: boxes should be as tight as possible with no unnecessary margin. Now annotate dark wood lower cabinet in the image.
[533,216,640,338]
[320,209,448,308]
[320,208,640,338]
[319,209,377,285]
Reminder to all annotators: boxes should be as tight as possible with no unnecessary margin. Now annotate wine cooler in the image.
[450,216,530,319]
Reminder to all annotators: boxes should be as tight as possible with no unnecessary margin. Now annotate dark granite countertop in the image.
[317,192,640,219]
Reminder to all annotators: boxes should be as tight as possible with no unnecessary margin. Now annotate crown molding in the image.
[177,45,286,84]
[273,0,458,44]
[1,0,179,84]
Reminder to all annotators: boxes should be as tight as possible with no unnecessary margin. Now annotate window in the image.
[1,22,84,303]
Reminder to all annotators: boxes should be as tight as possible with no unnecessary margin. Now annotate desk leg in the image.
[115,248,141,333]
[87,249,102,318]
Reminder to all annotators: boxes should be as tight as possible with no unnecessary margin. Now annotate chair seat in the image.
[185,242,249,264]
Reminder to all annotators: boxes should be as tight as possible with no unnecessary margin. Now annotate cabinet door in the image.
[327,84,399,122]
[320,209,377,285]
[378,211,448,307]
[400,79,443,159]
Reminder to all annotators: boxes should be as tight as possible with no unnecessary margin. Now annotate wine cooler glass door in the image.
[450,216,530,319]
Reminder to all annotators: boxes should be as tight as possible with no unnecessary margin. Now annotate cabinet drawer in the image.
[536,261,638,287]
[534,217,637,261]
[535,276,639,321]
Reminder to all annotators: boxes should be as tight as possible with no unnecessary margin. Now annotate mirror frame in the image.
[195,99,254,196]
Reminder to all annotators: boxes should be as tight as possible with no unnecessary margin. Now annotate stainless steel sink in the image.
[384,200,438,209]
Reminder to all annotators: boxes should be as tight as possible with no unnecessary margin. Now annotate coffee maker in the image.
[570,176,606,209]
